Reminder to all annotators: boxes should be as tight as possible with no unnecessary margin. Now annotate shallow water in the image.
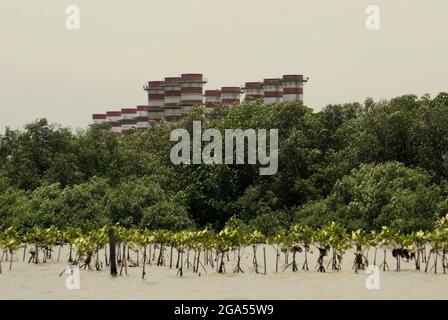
[0,246,447,299]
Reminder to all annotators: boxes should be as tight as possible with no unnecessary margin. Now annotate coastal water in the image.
[1,246,447,299]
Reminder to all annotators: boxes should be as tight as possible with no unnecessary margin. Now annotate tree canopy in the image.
[1,92,448,233]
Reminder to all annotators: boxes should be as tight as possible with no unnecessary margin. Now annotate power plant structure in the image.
[92,73,308,134]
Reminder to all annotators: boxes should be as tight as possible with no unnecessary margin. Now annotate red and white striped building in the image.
[92,73,308,133]
[205,89,221,110]
[180,73,206,115]
[163,77,182,122]
[121,108,137,120]
[220,87,241,105]
[282,74,307,102]
[136,105,149,131]
[120,108,137,134]
[145,81,165,124]
[92,114,107,124]
[243,82,264,102]
[144,81,165,108]
[263,78,283,104]
[106,111,121,122]
[105,111,122,134]
[111,121,122,135]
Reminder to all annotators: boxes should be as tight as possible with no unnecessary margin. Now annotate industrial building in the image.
[91,73,308,134]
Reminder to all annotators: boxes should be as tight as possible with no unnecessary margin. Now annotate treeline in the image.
[1,93,448,234]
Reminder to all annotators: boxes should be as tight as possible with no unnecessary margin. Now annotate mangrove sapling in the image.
[246,230,264,274]
[191,229,211,275]
[432,215,448,274]
[0,228,20,271]
[73,234,97,271]
[291,224,314,272]
[425,216,448,274]
[299,226,314,271]
[314,225,332,273]
[88,227,108,271]
[214,228,241,274]
[232,232,247,274]
[378,227,397,272]
[23,225,51,264]
[327,222,350,271]
[63,227,82,263]
[369,230,380,266]
[409,231,427,271]
[112,225,130,275]
[281,231,301,272]
[125,229,142,268]
[351,229,371,274]
[173,230,190,277]
[392,234,413,272]
[267,233,284,273]
[154,230,171,267]
[233,247,244,274]
[137,229,154,279]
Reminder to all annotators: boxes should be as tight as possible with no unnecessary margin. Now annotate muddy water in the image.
[0,246,447,299]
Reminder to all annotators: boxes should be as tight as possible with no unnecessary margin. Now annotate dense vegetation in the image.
[1,93,448,235]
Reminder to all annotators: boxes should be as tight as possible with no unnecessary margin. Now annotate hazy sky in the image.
[1,0,447,131]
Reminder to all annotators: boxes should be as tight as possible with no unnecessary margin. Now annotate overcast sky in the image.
[1,0,447,132]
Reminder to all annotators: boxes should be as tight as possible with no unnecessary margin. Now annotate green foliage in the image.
[248,211,290,237]
[140,200,194,231]
[0,227,21,252]
[12,184,62,231]
[297,162,442,233]
[106,177,163,227]
[57,177,109,230]
[1,93,448,233]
